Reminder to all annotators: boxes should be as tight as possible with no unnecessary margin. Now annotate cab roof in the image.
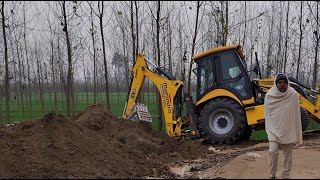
[192,44,241,61]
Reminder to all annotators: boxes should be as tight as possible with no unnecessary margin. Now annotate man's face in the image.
[276,79,288,92]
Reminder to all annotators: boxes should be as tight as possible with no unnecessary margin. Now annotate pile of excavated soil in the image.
[0,104,212,179]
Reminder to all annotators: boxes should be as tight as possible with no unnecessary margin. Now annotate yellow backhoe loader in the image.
[123,44,320,144]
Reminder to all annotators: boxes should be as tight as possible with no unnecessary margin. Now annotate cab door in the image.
[216,49,252,100]
[196,54,218,101]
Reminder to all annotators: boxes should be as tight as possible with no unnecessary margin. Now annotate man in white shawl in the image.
[264,73,303,179]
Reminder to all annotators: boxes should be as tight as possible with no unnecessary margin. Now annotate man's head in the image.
[275,73,288,92]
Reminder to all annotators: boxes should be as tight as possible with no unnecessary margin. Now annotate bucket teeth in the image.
[128,103,152,122]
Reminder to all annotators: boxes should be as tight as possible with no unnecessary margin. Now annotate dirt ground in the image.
[0,104,320,179]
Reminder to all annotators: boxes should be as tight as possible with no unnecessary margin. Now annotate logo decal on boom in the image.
[160,83,172,113]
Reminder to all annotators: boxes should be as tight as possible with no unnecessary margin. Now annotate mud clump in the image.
[0,104,210,179]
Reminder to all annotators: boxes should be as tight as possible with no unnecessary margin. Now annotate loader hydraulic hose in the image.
[144,57,175,80]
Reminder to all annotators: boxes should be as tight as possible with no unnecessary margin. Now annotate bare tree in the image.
[15,31,25,117]
[242,1,247,48]
[1,1,10,124]
[112,2,131,91]
[266,2,275,78]
[312,1,319,90]
[98,1,110,110]
[276,2,283,74]
[61,1,74,116]
[222,1,229,46]
[283,1,290,73]
[131,1,136,62]
[135,1,139,58]
[296,1,304,80]
[89,7,97,104]
[156,1,163,131]
[187,1,202,93]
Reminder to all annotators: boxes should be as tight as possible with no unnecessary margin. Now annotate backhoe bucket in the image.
[128,103,152,122]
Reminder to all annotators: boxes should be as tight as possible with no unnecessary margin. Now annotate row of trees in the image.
[0,1,319,129]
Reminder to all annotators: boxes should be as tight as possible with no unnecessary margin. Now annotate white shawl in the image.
[264,74,303,144]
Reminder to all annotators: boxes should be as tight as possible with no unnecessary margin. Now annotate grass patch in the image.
[1,91,319,141]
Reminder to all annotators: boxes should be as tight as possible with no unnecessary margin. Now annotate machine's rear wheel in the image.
[198,98,246,144]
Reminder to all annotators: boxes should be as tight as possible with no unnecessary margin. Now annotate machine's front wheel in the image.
[198,98,246,144]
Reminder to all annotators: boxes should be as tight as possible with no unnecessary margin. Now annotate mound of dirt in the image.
[0,104,211,179]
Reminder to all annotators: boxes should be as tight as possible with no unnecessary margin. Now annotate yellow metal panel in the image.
[192,44,240,60]
[254,78,274,88]
[195,89,242,107]
[242,97,255,105]
[245,105,265,125]
[298,94,320,121]
[316,94,320,110]
[122,54,147,119]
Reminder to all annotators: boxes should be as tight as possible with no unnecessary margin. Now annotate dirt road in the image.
[167,131,320,179]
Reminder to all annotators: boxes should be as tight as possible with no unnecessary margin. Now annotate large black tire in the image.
[301,108,309,132]
[198,98,246,144]
[239,124,252,141]
[290,84,309,132]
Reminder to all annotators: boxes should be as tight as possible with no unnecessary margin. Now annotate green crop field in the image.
[1,91,319,141]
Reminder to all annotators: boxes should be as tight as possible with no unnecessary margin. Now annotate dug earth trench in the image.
[0,104,319,179]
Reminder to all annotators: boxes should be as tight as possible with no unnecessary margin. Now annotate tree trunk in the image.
[266,2,275,78]
[62,1,73,117]
[152,17,156,104]
[135,1,139,57]
[16,38,25,117]
[296,1,303,80]
[178,9,183,80]
[90,8,97,104]
[57,33,66,112]
[312,2,319,90]
[44,63,52,111]
[187,1,201,92]
[122,28,130,91]
[99,1,110,110]
[156,1,163,132]
[283,1,290,74]
[50,40,57,111]
[23,2,32,118]
[36,49,44,111]
[131,1,136,62]
[168,19,172,74]
[276,2,283,74]
[242,1,247,48]
[86,68,89,105]
[10,37,19,110]
[2,1,10,124]
[82,53,88,106]
[115,68,120,104]
[223,1,229,46]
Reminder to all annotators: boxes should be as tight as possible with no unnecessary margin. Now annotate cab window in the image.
[218,50,251,100]
[197,56,215,98]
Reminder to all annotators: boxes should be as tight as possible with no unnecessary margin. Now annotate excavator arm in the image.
[122,53,185,137]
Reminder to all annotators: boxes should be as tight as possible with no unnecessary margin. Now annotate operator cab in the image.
[193,45,252,102]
